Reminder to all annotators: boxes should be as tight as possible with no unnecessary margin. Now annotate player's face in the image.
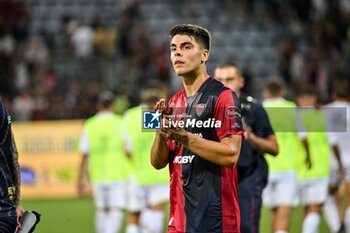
[170,35,208,77]
[214,67,244,93]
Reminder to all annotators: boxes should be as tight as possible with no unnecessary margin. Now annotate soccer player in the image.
[123,86,169,233]
[151,24,244,233]
[214,63,278,233]
[295,87,335,233]
[77,91,128,233]
[0,97,24,233]
[262,78,302,233]
[322,79,349,233]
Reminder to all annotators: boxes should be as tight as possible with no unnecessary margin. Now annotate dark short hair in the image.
[140,88,166,105]
[98,90,115,108]
[265,77,285,97]
[296,86,317,97]
[140,80,167,105]
[215,63,243,77]
[332,79,349,98]
[170,24,211,50]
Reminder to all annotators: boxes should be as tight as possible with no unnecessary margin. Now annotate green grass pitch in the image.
[22,198,332,233]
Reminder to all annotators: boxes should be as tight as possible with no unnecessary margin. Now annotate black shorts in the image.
[0,216,17,233]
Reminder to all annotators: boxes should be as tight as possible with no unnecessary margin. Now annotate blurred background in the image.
[1,0,349,232]
[1,0,349,118]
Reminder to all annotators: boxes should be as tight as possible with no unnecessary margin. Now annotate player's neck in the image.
[182,73,208,97]
[236,91,241,97]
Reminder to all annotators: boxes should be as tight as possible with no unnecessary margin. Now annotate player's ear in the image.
[201,49,209,64]
[239,76,245,89]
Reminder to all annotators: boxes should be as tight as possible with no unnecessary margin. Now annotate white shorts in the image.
[298,179,329,205]
[126,178,169,212]
[263,173,298,208]
[92,182,126,209]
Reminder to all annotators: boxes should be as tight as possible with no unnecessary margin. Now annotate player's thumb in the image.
[168,103,175,115]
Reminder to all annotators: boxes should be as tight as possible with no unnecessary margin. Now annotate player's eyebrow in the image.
[170,41,193,48]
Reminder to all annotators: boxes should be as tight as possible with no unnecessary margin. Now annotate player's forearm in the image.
[248,133,279,155]
[302,138,312,168]
[78,155,88,181]
[302,138,310,158]
[332,144,343,168]
[180,133,242,167]
[151,132,169,169]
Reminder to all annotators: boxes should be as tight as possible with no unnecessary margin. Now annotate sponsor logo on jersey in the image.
[194,132,203,138]
[173,155,195,164]
[225,106,241,119]
[8,187,16,200]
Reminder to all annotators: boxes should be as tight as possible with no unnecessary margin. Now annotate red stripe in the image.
[168,160,186,232]
[214,90,244,140]
[168,91,187,232]
[221,166,240,232]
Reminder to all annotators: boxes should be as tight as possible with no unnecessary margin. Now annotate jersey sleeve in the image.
[253,103,274,138]
[214,89,244,140]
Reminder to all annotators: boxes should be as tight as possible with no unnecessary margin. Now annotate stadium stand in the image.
[0,0,349,120]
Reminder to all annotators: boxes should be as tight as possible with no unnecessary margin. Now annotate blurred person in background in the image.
[93,21,116,57]
[295,87,337,233]
[123,83,169,233]
[70,21,94,58]
[151,24,244,233]
[214,63,278,233]
[77,90,128,233]
[262,78,302,233]
[12,89,35,121]
[322,79,349,233]
[0,96,24,233]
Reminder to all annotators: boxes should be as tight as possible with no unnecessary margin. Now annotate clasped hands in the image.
[154,99,188,143]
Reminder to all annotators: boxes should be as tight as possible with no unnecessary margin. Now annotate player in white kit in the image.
[322,79,349,233]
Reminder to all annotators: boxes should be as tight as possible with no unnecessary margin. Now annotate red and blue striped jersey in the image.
[166,77,244,233]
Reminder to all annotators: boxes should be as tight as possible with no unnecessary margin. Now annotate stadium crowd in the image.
[1,1,350,233]
[0,0,349,121]
[0,0,170,120]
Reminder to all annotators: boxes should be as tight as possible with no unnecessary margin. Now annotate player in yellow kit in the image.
[296,87,339,233]
[77,91,128,233]
[123,85,169,233]
[262,78,303,233]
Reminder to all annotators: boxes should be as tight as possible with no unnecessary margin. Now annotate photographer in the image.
[215,63,278,233]
[0,97,24,233]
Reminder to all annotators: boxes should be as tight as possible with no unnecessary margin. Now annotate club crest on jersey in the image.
[195,104,206,117]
